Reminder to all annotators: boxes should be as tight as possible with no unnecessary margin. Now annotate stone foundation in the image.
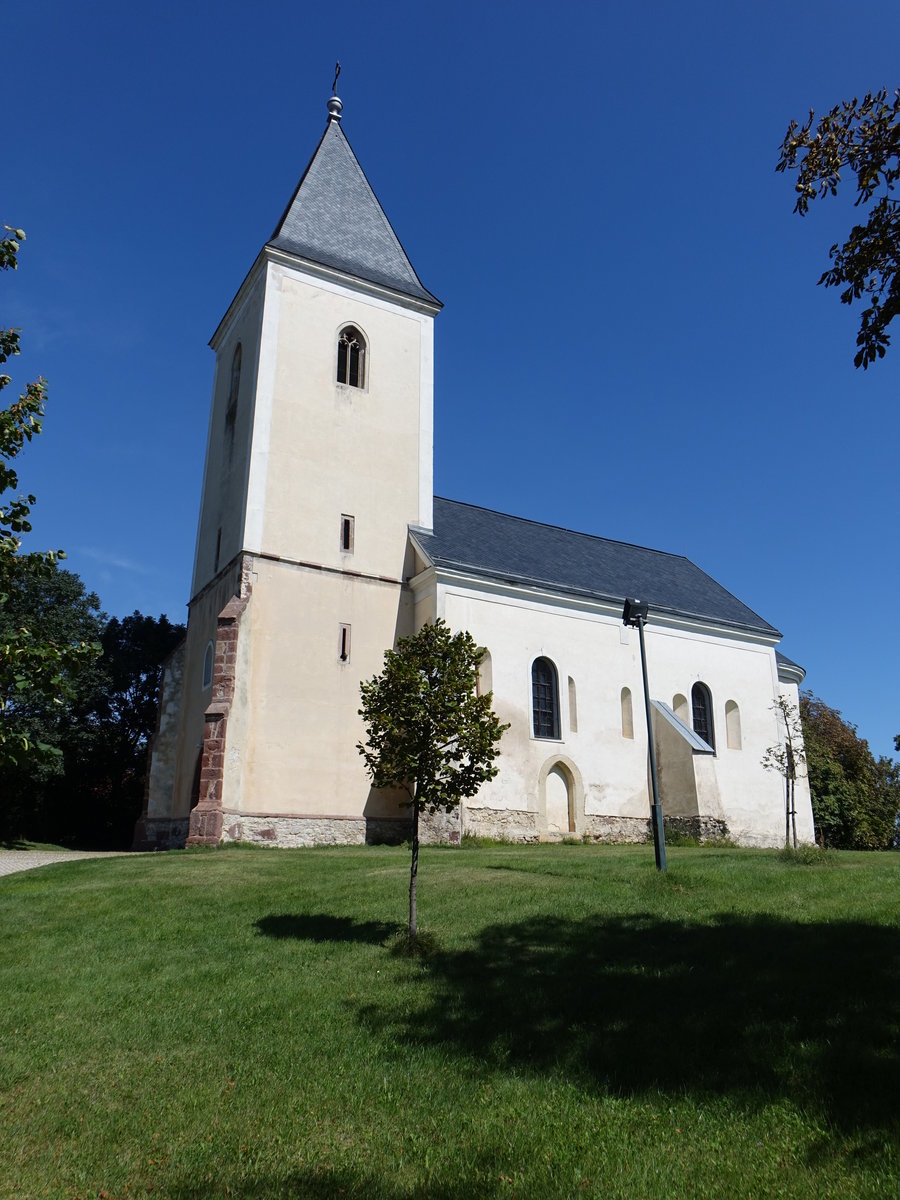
[219,808,462,848]
[131,816,190,851]
[158,806,730,851]
[581,815,652,843]
[463,807,541,842]
[664,815,731,843]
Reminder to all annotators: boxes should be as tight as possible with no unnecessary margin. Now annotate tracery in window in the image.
[532,657,560,739]
[337,326,366,388]
[691,682,715,751]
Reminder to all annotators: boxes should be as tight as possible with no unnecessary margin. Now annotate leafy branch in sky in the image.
[776,89,900,368]
[0,225,99,767]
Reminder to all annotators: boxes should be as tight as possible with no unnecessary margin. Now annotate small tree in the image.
[762,696,807,848]
[358,620,508,939]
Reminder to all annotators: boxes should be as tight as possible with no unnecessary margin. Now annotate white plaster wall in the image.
[777,678,816,843]
[439,579,796,847]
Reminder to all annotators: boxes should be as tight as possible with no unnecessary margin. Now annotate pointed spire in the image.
[267,92,440,307]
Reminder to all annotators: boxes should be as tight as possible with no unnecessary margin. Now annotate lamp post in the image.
[622,599,666,872]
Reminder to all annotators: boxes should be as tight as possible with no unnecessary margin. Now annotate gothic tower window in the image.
[337,326,366,388]
[532,657,560,739]
[226,343,242,428]
[691,682,715,751]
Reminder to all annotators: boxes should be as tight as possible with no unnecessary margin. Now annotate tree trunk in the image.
[408,788,420,940]
[785,772,791,849]
[790,777,798,849]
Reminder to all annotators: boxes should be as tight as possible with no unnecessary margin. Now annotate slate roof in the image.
[412,498,780,637]
[269,116,439,306]
[775,649,805,675]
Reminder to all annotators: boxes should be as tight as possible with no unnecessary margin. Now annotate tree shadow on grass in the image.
[170,1165,504,1200]
[358,912,900,1138]
[255,913,402,944]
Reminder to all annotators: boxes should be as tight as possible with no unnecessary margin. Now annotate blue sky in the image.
[4,1,899,758]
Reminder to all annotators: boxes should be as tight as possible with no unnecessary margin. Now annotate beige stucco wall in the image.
[145,640,185,820]
[437,576,812,847]
[192,274,264,595]
[245,262,434,581]
[220,555,414,819]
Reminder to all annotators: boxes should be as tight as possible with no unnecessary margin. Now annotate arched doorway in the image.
[545,763,574,834]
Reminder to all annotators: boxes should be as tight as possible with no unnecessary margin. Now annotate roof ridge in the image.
[434,495,694,565]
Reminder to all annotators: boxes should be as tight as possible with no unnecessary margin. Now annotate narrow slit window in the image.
[568,677,578,733]
[214,527,222,573]
[202,642,214,690]
[692,682,715,751]
[340,514,355,553]
[338,624,351,663]
[225,343,241,428]
[337,326,366,388]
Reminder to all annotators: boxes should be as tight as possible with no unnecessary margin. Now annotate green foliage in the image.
[800,691,900,850]
[0,224,98,767]
[0,564,184,846]
[777,89,900,368]
[358,619,508,813]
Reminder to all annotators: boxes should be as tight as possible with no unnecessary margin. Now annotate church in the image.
[134,92,815,852]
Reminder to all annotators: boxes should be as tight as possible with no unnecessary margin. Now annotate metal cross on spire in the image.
[332,61,341,95]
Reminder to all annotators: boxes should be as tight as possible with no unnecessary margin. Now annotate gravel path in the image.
[0,849,136,878]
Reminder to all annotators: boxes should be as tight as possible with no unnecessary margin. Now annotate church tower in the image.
[140,92,441,848]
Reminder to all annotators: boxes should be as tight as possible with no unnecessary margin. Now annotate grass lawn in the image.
[1,843,898,1199]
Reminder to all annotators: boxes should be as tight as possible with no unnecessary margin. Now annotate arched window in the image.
[532,657,560,739]
[691,682,715,751]
[621,687,634,739]
[202,642,214,690]
[568,676,578,733]
[226,343,242,427]
[337,326,366,388]
[725,700,742,750]
[673,693,689,724]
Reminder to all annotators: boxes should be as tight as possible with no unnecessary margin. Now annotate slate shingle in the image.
[414,497,781,637]
[269,119,439,306]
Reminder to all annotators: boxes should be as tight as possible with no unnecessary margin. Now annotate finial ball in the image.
[327,95,343,122]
